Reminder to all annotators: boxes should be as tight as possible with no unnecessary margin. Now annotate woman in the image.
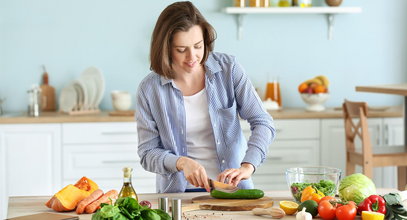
[136,1,275,193]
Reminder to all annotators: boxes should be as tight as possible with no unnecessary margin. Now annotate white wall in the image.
[0,0,406,111]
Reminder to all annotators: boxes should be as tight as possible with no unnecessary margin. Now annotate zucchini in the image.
[210,189,264,199]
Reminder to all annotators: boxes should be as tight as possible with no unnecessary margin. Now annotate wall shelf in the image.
[224,7,362,40]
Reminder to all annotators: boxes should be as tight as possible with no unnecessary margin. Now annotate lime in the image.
[298,200,318,217]
[361,211,385,220]
[279,201,299,215]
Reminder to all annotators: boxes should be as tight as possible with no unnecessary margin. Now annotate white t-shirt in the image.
[183,88,220,189]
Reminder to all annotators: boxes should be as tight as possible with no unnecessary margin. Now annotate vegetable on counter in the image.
[291,180,336,203]
[383,192,407,220]
[296,207,312,220]
[92,197,171,220]
[298,200,318,217]
[335,201,357,220]
[300,185,325,203]
[339,173,376,204]
[210,189,264,199]
[45,176,99,212]
[357,195,386,215]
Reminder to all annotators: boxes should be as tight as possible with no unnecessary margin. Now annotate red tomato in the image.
[320,196,336,204]
[318,200,336,220]
[336,203,357,220]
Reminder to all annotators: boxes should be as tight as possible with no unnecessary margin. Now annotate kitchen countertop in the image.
[7,189,397,219]
[0,106,402,124]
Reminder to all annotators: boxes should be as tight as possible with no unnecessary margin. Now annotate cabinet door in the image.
[241,119,320,190]
[62,122,156,193]
[0,124,61,219]
[383,118,404,146]
[63,143,156,193]
[252,139,320,190]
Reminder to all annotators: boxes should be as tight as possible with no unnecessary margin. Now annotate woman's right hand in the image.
[176,156,211,192]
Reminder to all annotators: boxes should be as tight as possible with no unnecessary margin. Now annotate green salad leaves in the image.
[92,197,171,220]
[290,180,336,202]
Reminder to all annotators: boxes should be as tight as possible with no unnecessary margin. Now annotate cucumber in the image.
[210,189,264,199]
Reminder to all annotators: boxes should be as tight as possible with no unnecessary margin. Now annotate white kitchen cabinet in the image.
[242,119,320,190]
[320,117,404,188]
[0,124,62,219]
[62,122,156,193]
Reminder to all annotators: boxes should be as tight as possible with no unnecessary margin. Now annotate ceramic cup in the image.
[111,90,132,111]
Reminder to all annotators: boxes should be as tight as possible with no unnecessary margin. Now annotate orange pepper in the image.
[300,185,325,203]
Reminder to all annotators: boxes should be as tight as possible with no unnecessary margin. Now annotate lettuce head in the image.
[338,173,376,204]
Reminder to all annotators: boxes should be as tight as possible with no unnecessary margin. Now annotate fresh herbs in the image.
[383,193,407,220]
[291,180,336,202]
[91,197,171,220]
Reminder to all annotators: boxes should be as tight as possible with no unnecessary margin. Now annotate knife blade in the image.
[208,178,239,193]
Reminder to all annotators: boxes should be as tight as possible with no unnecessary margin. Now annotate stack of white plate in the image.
[59,67,105,113]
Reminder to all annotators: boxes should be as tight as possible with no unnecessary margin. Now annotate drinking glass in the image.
[264,76,282,107]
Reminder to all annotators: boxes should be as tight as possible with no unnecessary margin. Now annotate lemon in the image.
[361,211,385,220]
[279,201,299,215]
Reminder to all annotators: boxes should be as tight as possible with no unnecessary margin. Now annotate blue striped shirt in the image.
[136,52,276,193]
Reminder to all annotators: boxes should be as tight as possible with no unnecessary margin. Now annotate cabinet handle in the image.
[384,124,389,146]
[269,156,283,160]
[101,132,137,135]
[376,126,380,146]
[102,160,139,164]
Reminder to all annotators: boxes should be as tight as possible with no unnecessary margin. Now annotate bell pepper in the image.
[357,195,386,215]
[300,185,325,203]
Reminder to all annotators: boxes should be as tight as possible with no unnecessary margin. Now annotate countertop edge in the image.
[0,106,403,124]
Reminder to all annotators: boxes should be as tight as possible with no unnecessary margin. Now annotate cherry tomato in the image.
[318,200,336,220]
[336,203,357,220]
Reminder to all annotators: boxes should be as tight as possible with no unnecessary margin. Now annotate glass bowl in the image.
[286,167,341,203]
[300,93,329,112]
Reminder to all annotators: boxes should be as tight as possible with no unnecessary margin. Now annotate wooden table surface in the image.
[8,189,398,220]
[356,83,407,96]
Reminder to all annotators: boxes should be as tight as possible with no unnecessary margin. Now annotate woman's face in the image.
[171,25,205,75]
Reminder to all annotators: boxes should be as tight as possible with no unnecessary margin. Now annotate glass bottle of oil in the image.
[118,167,138,201]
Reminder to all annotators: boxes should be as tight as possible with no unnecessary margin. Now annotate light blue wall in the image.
[1,0,406,112]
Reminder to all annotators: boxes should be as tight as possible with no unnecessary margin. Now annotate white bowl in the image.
[300,93,329,112]
[111,91,132,111]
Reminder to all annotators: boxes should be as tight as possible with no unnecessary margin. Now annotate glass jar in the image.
[234,0,246,7]
[260,0,270,7]
[298,0,312,7]
[264,77,282,107]
[249,0,260,7]
[278,0,292,7]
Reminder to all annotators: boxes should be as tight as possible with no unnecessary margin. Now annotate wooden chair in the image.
[343,100,407,190]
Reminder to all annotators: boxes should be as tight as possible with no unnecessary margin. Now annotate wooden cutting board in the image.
[186,195,274,211]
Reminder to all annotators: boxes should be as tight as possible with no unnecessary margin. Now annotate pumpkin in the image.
[45,176,99,212]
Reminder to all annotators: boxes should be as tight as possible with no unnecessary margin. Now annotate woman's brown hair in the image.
[150,1,216,79]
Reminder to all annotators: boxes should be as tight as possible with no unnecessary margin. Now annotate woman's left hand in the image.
[217,163,255,187]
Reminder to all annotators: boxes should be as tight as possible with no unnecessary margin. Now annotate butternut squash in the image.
[45,176,99,212]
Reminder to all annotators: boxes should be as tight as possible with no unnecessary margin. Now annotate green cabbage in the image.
[338,173,376,204]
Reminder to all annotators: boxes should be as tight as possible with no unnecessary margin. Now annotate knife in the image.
[208,178,239,193]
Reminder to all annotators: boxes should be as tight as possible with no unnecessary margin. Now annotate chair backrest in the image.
[342,100,373,157]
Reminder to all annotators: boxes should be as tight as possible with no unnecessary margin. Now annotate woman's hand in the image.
[217,163,255,187]
[176,156,211,192]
